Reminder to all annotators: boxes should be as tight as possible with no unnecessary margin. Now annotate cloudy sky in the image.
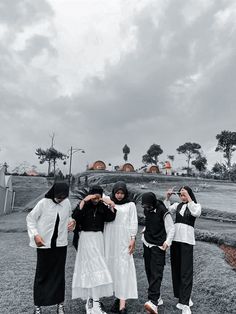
[0,0,236,174]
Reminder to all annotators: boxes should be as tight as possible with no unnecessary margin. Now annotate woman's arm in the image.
[188,201,201,217]
[163,200,178,214]
[26,199,45,247]
[163,213,175,247]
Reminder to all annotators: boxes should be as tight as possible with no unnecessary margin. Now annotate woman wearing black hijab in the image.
[104,181,138,314]
[141,192,174,314]
[164,186,201,314]
[26,182,75,314]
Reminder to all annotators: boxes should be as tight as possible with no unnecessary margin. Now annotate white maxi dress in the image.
[104,201,138,300]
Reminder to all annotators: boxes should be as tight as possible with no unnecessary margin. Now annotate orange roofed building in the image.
[119,163,135,172]
[88,160,106,170]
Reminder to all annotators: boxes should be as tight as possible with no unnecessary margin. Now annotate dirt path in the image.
[0,211,236,314]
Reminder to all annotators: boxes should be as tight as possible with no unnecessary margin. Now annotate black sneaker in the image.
[111,298,120,313]
[119,308,127,314]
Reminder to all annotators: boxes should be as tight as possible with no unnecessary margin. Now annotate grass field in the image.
[1,173,235,313]
[0,218,235,314]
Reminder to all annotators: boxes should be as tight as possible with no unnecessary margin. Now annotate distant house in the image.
[119,163,135,172]
[88,160,106,170]
[146,165,160,174]
[26,169,38,176]
[164,161,172,175]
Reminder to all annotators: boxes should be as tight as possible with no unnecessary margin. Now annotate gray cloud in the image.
[1,0,236,172]
[0,0,53,30]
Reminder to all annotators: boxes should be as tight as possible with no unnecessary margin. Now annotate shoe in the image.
[91,300,107,314]
[158,297,163,306]
[34,306,42,314]
[111,298,120,313]
[182,305,191,314]
[144,301,158,314]
[176,299,193,310]
[57,303,65,314]
[86,298,93,314]
[119,308,127,314]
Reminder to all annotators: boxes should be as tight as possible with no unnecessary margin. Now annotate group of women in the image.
[26,180,201,314]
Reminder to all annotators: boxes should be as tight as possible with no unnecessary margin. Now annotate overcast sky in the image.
[0,0,236,174]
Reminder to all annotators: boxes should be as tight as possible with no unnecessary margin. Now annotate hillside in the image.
[12,176,50,210]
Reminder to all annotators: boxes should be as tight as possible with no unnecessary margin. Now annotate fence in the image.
[0,168,15,215]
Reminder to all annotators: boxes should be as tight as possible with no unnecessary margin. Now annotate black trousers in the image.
[143,244,166,305]
[34,246,67,306]
[170,241,193,305]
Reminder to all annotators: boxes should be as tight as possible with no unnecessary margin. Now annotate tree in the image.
[215,130,236,170]
[142,144,163,165]
[142,154,153,165]
[122,144,130,162]
[192,155,207,173]
[35,134,67,176]
[211,162,228,180]
[176,142,201,175]
[36,147,68,176]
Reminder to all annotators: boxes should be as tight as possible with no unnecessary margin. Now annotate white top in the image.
[26,198,72,249]
[142,212,175,248]
[164,200,201,245]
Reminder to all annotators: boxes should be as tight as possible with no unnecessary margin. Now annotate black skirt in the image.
[34,246,67,306]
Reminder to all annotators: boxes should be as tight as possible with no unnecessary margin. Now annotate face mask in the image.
[142,205,154,216]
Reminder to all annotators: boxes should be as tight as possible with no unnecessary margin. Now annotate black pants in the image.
[170,241,193,305]
[143,244,166,305]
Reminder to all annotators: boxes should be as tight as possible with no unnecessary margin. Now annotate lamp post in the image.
[68,146,85,188]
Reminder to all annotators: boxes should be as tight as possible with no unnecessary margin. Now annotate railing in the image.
[0,185,15,215]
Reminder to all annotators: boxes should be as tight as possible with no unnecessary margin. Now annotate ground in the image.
[1,174,235,313]
[0,211,235,314]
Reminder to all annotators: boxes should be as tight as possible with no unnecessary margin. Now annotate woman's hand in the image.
[34,234,45,247]
[128,239,135,255]
[159,241,169,251]
[166,188,174,200]
[68,219,76,232]
[103,198,115,208]
[180,188,192,202]
[84,194,101,202]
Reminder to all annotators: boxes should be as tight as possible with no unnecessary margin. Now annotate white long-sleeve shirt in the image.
[164,200,201,245]
[141,213,175,249]
[26,198,72,249]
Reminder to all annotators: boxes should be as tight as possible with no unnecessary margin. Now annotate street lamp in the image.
[68,146,85,188]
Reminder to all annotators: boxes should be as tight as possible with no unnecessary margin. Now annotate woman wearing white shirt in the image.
[26,182,75,314]
[164,186,201,314]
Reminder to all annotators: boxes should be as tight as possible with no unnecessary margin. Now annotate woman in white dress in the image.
[104,181,138,314]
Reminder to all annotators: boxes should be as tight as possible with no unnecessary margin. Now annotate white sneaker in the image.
[144,300,158,314]
[86,298,93,314]
[158,297,163,306]
[182,305,191,314]
[176,299,193,310]
[91,300,107,314]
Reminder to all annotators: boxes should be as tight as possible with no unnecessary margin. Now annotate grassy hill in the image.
[12,176,50,210]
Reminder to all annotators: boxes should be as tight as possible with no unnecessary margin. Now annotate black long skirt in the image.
[34,246,67,306]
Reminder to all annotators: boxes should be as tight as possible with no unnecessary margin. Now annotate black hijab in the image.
[88,185,103,197]
[141,192,157,207]
[179,186,197,203]
[45,182,69,203]
[110,181,130,205]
